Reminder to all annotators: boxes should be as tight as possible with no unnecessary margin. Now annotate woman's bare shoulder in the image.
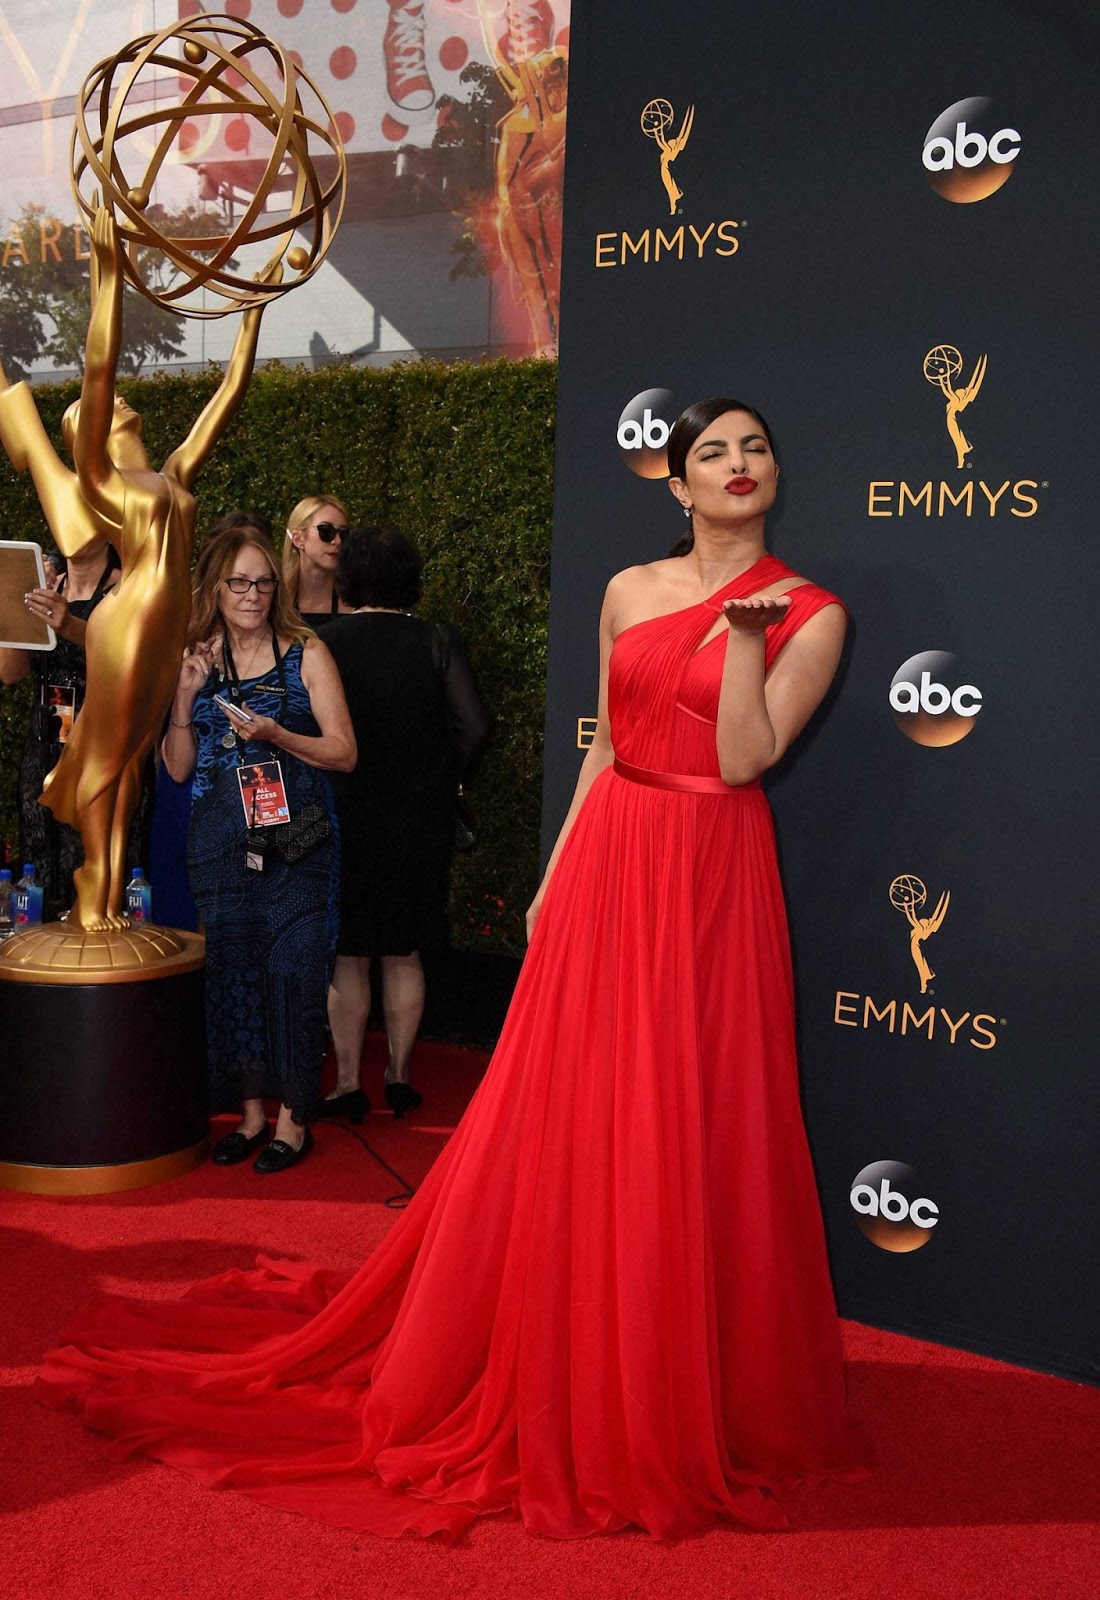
[606,558,684,600]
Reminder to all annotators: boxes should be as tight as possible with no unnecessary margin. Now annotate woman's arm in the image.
[241,638,357,773]
[161,647,214,782]
[438,625,492,774]
[715,597,846,785]
[525,577,620,939]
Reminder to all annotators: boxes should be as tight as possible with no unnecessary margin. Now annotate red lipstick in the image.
[725,476,757,495]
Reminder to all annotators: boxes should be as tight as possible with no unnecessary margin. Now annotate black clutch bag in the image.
[271,802,333,864]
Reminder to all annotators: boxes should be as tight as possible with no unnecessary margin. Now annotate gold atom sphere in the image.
[71,13,346,319]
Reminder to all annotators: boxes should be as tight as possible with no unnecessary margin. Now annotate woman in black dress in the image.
[0,543,150,921]
[319,527,490,1118]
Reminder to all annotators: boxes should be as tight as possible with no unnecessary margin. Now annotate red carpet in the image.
[2,1036,1097,1599]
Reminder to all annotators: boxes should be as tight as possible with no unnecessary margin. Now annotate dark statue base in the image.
[0,926,208,1194]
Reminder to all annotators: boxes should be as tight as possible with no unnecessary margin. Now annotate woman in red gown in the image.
[37,398,865,1540]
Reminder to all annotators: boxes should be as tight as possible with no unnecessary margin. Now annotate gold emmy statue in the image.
[890,874,951,997]
[641,98,694,217]
[0,12,345,976]
[923,344,987,470]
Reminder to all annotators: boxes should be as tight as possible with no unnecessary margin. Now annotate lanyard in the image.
[219,625,288,763]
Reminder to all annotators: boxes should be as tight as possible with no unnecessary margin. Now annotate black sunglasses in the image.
[315,522,349,543]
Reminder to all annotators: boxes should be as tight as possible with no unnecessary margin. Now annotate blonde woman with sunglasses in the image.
[282,494,352,628]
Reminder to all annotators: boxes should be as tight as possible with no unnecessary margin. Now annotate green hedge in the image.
[0,358,556,951]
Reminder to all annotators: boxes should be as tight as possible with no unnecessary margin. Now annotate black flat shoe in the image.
[212,1125,271,1165]
[313,1088,368,1124]
[384,1081,422,1120]
[254,1125,314,1174]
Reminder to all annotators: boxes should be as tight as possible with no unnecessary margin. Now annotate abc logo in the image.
[922,97,1021,203]
[850,1160,939,1253]
[617,388,677,479]
[890,650,982,747]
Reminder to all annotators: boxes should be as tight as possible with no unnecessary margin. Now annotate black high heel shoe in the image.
[384,1081,422,1120]
[313,1088,368,1124]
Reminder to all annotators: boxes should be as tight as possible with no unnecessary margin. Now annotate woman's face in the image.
[293,502,348,576]
[215,542,277,635]
[671,409,779,525]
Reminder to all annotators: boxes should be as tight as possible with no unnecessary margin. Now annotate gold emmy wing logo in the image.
[890,875,950,995]
[641,98,694,214]
[923,344,987,469]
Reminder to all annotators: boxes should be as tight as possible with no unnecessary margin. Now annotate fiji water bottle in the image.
[0,868,13,940]
[125,866,153,924]
[14,864,44,928]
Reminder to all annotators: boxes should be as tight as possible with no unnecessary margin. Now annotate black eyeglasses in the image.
[315,522,349,543]
[223,575,278,594]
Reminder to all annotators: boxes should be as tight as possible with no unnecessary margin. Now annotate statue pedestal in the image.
[0,924,208,1194]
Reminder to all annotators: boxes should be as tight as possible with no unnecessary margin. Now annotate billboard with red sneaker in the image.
[0,0,570,376]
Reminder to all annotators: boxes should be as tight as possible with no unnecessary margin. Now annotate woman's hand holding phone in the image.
[213,691,254,724]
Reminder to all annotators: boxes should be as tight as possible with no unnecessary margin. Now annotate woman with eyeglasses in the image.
[163,526,356,1172]
[282,494,352,628]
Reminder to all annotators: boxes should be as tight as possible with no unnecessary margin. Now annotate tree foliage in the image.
[0,202,232,378]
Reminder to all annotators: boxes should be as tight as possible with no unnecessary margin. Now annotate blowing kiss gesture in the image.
[722,592,792,633]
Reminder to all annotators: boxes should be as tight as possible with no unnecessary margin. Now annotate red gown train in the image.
[37,554,865,1540]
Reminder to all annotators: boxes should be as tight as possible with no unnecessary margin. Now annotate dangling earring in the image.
[683,504,692,519]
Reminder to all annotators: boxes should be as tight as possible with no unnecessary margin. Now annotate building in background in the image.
[0,0,569,377]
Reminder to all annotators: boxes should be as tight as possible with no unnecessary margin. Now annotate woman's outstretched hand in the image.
[722,593,791,635]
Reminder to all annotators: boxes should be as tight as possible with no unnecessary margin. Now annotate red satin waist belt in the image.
[612,758,755,795]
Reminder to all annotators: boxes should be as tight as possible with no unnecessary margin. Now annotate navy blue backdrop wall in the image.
[543,0,1099,1382]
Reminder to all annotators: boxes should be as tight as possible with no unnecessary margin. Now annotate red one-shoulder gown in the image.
[37,554,865,1540]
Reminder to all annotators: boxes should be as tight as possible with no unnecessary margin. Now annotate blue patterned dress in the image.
[188,643,339,1124]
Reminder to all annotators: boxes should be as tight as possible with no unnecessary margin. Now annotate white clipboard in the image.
[0,540,56,650]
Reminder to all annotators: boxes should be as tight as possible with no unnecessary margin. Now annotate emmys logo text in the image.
[617,388,677,478]
[833,875,1000,1051]
[866,342,1044,519]
[850,1161,939,1252]
[922,97,1021,203]
[890,652,983,746]
[593,99,744,270]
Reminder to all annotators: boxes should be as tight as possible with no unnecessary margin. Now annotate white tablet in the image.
[0,540,56,650]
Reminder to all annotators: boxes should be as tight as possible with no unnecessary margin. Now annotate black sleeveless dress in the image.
[320,613,489,956]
